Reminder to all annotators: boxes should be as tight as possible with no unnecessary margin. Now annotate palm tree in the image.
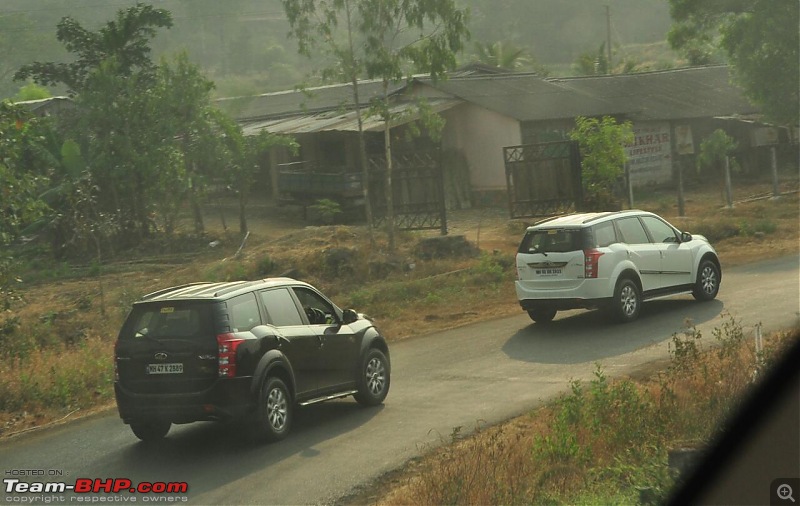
[474,41,530,71]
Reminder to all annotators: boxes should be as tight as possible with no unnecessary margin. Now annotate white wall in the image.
[440,103,522,191]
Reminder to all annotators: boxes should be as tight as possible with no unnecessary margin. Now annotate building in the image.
[218,65,793,206]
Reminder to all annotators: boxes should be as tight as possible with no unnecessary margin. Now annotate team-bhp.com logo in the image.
[4,477,188,501]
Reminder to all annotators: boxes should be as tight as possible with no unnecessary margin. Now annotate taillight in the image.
[217,333,245,378]
[584,249,604,278]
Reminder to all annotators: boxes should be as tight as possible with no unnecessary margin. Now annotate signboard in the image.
[625,122,673,186]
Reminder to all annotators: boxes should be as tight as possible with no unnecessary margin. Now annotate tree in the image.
[572,43,610,76]
[0,102,48,245]
[215,114,298,235]
[667,0,799,126]
[12,6,245,254]
[473,41,529,71]
[0,102,48,316]
[282,0,378,240]
[358,0,470,251]
[13,84,51,102]
[14,4,173,95]
[569,116,633,211]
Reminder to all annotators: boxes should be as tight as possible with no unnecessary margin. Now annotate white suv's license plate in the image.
[147,363,184,375]
[535,268,562,276]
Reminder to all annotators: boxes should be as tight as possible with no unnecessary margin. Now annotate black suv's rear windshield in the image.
[119,301,215,340]
[518,228,589,254]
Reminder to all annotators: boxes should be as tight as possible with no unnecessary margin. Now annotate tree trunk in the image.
[190,166,205,235]
[382,79,396,252]
[344,0,375,245]
[239,185,248,235]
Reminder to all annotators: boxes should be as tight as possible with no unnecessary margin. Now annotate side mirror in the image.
[681,232,693,243]
[342,309,359,325]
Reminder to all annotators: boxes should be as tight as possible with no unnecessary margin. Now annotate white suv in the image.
[515,210,721,323]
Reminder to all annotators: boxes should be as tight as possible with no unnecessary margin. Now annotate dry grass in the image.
[369,323,799,506]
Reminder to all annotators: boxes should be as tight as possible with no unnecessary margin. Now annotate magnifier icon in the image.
[778,484,796,503]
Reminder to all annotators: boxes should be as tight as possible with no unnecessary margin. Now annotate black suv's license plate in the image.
[146,363,184,375]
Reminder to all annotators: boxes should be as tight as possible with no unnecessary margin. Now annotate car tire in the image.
[611,278,641,323]
[692,260,720,301]
[130,420,170,442]
[527,307,557,323]
[354,349,390,406]
[253,376,292,443]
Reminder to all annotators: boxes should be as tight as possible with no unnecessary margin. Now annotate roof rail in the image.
[582,209,645,224]
[532,214,568,226]
[141,282,210,300]
[214,280,259,298]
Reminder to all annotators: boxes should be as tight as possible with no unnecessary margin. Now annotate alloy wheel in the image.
[365,357,386,396]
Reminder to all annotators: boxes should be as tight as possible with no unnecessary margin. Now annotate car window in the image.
[121,303,212,340]
[259,288,304,327]
[615,217,650,244]
[518,228,586,254]
[293,287,337,325]
[641,216,678,243]
[228,293,261,332]
[592,221,618,247]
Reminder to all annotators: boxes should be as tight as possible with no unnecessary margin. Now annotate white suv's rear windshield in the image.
[518,228,589,254]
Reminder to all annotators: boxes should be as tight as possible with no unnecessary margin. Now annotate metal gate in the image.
[503,140,582,219]
[369,150,447,234]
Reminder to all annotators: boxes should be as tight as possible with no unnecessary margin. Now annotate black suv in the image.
[114,278,390,442]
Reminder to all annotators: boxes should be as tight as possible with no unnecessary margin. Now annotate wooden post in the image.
[626,162,634,209]
[771,146,780,198]
[724,156,734,208]
[677,159,685,217]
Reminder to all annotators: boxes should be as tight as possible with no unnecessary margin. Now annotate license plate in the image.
[535,268,562,276]
[147,363,184,375]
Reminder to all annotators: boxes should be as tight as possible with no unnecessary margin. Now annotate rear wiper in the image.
[530,246,548,256]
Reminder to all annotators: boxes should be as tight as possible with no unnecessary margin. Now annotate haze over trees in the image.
[667,0,799,127]
[2,0,678,99]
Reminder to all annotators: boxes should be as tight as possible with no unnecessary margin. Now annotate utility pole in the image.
[605,5,613,72]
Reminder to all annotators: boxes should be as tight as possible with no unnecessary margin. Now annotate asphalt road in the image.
[1,255,798,505]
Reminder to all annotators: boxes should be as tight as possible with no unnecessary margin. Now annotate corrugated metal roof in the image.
[416,65,757,122]
[416,73,638,121]
[223,65,759,136]
[216,79,406,122]
[547,65,758,121]
[239,97,461,135]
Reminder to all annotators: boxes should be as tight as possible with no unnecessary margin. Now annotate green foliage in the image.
[9,6,290,255]
[569,116,634,211]
[0,102,49,245]
[667,0,799,126]
[573,42,610,76]
[697,129,736,177]
[310,198,344,224]
[472,252,506,284]
[256,255,275,276]
[13,84,51,102]
[14,4,174,95]
[473,40,530,71]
